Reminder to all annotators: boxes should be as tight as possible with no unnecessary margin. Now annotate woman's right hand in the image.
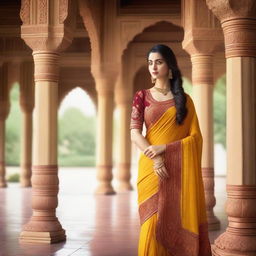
[152,157,169,179]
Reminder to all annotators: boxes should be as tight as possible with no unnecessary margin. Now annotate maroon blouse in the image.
[130,89,175,131]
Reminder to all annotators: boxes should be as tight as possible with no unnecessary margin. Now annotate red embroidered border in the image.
[138,193,159,225]
[156,140,212,256]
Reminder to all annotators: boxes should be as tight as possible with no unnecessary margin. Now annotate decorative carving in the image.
[20,165,65,233]
[20,0,30,25]
[222,19,256,58]
[206,0,256,58]
[38,0,48,24]
[206,0,256,23]
[20,0,74,53]
[59,0,68,24]
[212,185,256,255]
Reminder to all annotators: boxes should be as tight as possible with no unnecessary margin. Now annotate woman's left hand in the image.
[143,144,166,159]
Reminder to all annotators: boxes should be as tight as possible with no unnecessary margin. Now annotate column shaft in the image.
[0,119,6,187]
[213,56,256,256]
[95,85,115,194]
[116,101,133,191]
[204,1,256,253]
[0,63,10,188]
[19,52,65,244]
[20,62,34,187]
[191,54,220,230]
[20,111,33,187]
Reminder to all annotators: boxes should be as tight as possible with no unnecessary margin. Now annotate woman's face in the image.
[148,52,169,80]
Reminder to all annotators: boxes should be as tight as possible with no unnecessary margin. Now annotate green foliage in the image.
[6,84,21,166]
[214,75,226,148]
[5,78,226,168]
[58,107,96,166]
[7,173,20,182]
[182,77,192,95]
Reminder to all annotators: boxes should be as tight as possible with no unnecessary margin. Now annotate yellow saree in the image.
[137,94,212,256]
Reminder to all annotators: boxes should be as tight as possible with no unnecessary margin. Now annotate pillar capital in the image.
[20,0,75,53]
[92,63,120,96]
[92,63,120,86]
[182,32,222,56]
[206,0,256,58]
[206,0,256,22]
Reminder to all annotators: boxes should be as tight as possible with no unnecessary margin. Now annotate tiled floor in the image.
[0,167,227,256]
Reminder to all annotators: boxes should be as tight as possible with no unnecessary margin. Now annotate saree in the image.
[137,94,212,256]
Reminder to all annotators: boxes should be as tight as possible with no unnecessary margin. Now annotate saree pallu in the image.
[137,95,212,256]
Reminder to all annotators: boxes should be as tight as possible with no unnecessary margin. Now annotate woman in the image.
[130,44,212,256]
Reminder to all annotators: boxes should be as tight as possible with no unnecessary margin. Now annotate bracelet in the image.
[153,161,164,169]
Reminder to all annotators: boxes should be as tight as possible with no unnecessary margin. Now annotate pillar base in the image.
[19,215,66,244]
[0,180,7,187]
[117,182,133,192]
[212,185,256,256]
[19,229,66,244]
[212,233,256,256]
[207,211,221,231]
[95,182,116,195]
[20,165,32,187]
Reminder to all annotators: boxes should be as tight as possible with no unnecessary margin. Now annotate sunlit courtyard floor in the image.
[0,167,227,256]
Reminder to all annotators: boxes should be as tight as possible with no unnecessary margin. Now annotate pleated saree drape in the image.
[137,95,212,256]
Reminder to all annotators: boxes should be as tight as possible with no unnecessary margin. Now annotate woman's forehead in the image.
[148,52,163,61]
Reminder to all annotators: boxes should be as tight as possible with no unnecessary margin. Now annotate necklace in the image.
[154,86,170,95]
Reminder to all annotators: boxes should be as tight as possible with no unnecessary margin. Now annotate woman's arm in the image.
[130,129,164,159]
[130,129,168,179]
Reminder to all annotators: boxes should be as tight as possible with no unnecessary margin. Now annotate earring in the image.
[168,69,173,79]
[151,76,156,84]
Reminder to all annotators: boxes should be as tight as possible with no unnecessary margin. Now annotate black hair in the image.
[147,44,187,125]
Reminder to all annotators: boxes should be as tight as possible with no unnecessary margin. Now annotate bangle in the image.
[153,161,164,169]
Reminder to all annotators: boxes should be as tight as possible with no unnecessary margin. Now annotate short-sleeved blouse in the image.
[130,89,175,131]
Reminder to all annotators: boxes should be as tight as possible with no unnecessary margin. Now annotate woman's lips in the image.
[152,72,158,75]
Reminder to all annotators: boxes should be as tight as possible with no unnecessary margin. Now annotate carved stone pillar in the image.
[182,0,224,231]
[19,51,66,244]
[19,0,74,244]
[19,62,34,187]
[0,63,10,188]
[206,0,256,255]
[115,87,133,192]
[183,40,221,230]
[191,54,220,230]
[94,75,116,195]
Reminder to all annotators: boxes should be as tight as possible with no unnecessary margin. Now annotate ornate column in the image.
[182,0,224,231]
[0,63,10,188]
[19,51,66,244]
[206,0,256,255]
[93,72,116,195]
[115,86,133,192]
[183,43,221,231]
[19,0,74,244]
[19,62,34,187]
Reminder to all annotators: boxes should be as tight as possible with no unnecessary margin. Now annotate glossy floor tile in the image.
[0,167,227,256]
